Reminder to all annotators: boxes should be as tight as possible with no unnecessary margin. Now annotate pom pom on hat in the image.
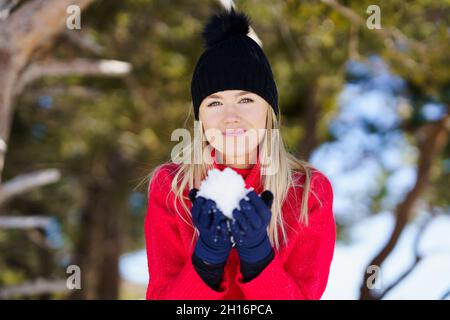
[201,8,251,48]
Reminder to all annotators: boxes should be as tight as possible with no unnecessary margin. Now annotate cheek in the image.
[200,109,219,130]
[251,108,268,145]
[200,114,221,146]
[235,105,267,148]
[242,105,267,129]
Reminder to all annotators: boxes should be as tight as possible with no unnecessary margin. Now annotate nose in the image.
[223,103,241,124]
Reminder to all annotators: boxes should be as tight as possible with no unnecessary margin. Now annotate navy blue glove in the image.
[231,190,274,263]
[189,188,232,265]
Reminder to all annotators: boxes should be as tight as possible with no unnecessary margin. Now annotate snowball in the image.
[196,167,252,220]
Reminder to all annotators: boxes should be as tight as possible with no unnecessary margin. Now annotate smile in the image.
[222,128,246,137]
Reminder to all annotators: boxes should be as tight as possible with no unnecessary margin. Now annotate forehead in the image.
[206,90,254,99]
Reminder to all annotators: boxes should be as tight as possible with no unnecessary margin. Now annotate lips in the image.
[222,128,246,137]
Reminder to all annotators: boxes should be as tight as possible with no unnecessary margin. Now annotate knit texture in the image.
[192,247,275,291]
[144,153,336,300]
[190,9,279,120]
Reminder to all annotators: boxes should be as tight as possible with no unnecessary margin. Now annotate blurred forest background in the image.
[0,0,449,299]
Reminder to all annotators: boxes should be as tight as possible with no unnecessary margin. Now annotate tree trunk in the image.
[72,182,122,299]
[299,81,319,161]
[0,0,93,182]
[72,151,130,300]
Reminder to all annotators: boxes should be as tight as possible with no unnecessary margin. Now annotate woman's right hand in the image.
[189,188,232,265]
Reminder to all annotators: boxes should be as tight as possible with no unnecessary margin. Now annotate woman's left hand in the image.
[231,190,274,263]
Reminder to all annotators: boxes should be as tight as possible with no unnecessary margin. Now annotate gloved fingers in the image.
[246,190,272,223]
[218,222,228,241]
[219,220,230,242]
[199,199,216,229]
[239,198,263,230]
[232,207,250,233]
[188,188,199,204]
[225,219,233,239]
[191,196,206,225]
[260,190,274,210]
[209,208,225,234]
[230,211,244,244]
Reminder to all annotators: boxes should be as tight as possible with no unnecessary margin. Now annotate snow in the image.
[120,250,149,285]
[322,212,450,300]
[196,167,252,220]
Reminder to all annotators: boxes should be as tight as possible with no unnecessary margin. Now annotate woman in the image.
[145,8,335,300]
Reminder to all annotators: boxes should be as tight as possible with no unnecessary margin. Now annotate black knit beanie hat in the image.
[190,8,279,120]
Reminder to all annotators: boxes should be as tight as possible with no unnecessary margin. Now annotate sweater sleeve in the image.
[240,248,275,282]
[145,165,229,300]
[234,171,336,300]
[191,252,226,290]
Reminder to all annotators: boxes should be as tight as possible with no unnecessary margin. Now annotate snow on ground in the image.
[322,212,450,300]
[120,212,450,299]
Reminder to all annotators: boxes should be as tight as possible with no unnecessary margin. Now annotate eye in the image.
[239,97,254,103]
[207,100,222,107]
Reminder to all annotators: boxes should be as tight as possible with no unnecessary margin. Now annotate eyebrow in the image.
[206,91,252,99]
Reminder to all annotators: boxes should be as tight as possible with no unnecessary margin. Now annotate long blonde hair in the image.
[146,106,320,251]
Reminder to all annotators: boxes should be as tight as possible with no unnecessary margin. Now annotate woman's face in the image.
[199,90,268,165]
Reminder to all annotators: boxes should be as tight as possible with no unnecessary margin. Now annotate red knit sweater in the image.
[144,155,336,300]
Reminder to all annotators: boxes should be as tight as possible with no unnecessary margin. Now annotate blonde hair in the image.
[146,106,320,251]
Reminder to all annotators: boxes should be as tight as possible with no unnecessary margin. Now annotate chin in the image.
[222,147,258,162]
